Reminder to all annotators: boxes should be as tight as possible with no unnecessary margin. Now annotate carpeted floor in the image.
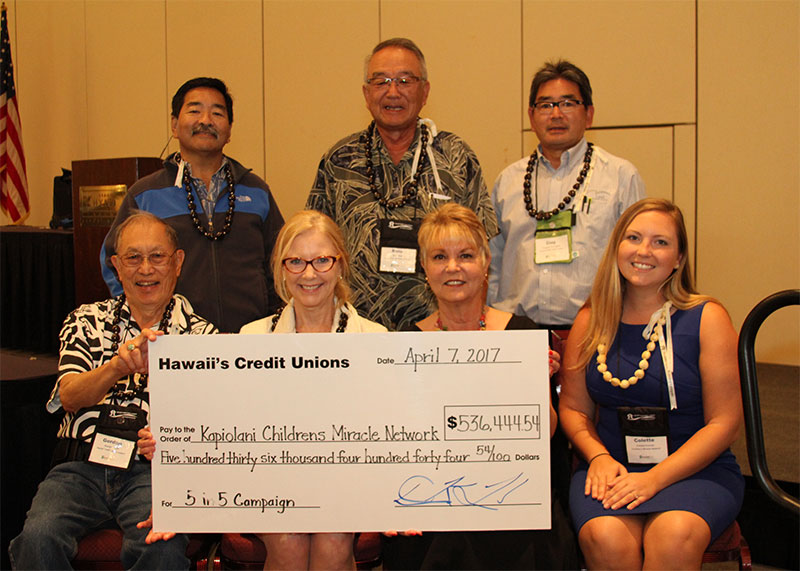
[728,362,799,571]
[730,363,800,485]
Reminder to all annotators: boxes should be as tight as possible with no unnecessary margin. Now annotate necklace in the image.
[435,307,487,331]
[271,306,349,333]
[595,304,668,389]
[110,294,175,397]
[361,121,428,209]
[178,153,236,240]
[523,142,593,220]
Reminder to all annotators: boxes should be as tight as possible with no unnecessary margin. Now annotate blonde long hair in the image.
[575,198,715,369]
[271,210,351,308]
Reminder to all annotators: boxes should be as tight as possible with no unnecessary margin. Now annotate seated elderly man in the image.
[9,211,216,570]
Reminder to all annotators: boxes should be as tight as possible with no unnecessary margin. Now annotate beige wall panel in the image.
[521,0,694,128]
[382,0,522,190]
[263,0,377,218]
[673,124,696,263]
[698,0,799,366]
[166,0,264,175]
[588,128,673,202]
[85,1,166,159]
[5,1,87,227]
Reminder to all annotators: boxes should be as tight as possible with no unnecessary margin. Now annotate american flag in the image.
[0,3,29,223]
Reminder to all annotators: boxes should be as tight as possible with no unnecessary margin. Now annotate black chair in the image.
[738,289,800,515]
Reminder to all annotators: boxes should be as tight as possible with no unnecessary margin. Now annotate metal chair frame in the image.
[737,289,800,515]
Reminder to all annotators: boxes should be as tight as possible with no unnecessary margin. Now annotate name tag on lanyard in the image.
[378,219,421,274]
[89,403,147,470]
[534,210,575,264]
[617,406,669,464]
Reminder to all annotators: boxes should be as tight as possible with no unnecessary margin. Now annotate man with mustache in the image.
[102,77,284,332]
[307,38,497,331]
[487,60,645,330]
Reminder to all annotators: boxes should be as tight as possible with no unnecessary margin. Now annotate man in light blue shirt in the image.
[488,60,645,328]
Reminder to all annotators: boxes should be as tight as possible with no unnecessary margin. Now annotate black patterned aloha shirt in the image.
[307,122,498,331]
[49,294,217,442]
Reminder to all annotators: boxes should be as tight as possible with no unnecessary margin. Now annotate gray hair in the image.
[364,37,428,82]
[114,210,179,252]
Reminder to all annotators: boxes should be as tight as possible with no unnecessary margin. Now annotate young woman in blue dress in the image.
[559,198,744,569]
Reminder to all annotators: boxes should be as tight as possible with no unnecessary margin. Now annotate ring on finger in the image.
[127,343,136,351]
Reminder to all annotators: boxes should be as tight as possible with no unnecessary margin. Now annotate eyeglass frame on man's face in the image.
[282,255,340,274]
[531,98,585,115]
[364,75,424,89]
[115,250,178,269]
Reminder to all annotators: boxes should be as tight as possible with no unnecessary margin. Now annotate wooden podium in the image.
[71,157,163,306]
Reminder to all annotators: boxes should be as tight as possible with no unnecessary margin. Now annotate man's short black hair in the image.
[171,77,234,123]
[529,60,593,108]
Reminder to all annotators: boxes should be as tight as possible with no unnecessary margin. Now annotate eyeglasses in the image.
[282,256,339,274]
[117,251,177,268]
[365,76,424,89]
[532,99,584,114]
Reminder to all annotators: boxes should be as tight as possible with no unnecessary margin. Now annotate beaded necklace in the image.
[177,153,236,240]
[109,294,175,399]
[361,121,428,209]
[596,312,663,389]
[523,142,593,220]
[434,307,487,331]
[595,301,677,409]
[271,306,349,333]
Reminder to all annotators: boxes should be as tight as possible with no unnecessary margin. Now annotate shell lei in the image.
[596,301,677,410]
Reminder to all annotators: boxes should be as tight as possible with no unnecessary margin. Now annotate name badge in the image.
[89,433,137,469]
[89,403,147,470]
[534,210,574,264]
[378,218,421,274]
[379,247,417,274]
[617,406,669,464]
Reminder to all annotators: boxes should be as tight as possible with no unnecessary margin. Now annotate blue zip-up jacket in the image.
[101,153,284,333]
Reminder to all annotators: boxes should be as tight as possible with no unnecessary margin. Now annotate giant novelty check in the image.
[148,330,551,533]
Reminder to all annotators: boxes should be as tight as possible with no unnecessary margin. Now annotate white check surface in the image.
[149,330,551,533]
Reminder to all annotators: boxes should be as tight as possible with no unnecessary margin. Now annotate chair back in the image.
[738,289,800,515]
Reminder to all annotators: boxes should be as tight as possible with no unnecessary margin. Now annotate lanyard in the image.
[643,301,676,410]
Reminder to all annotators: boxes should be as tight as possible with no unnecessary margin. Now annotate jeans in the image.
[9,460,189,570]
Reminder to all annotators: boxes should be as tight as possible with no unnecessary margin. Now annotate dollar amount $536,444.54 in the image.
[444,405,541,440]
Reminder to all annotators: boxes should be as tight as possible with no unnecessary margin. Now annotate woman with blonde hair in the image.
[241,210,385,569]
[559,198,744,569]
[241,209,385,335]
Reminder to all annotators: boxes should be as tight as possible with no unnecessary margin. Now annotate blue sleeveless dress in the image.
[569,304,744,541]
